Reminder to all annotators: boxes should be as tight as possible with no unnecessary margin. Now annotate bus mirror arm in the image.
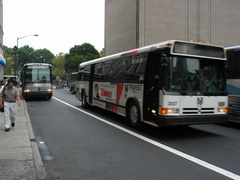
[160,54,168,67]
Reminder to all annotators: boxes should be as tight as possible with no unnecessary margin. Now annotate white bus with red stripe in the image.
[75,40,228,128]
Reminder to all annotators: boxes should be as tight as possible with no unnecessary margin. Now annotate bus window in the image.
[77,72,83,81]
[114,59,128,81]
[94,63,103,81]
[102,61,113,80]
[126,57,147,81]
[167,57,225,93]
[82,65,91,81]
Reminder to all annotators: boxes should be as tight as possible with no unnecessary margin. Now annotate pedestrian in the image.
[0,79,21,132]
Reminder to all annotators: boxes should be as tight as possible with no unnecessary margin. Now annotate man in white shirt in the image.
[0,79,21,132]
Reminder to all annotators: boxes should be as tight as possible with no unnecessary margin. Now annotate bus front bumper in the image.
[157,114,229,127]
[23,92,52,99]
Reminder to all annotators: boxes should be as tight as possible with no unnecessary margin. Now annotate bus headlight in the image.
[160,108,179,115]
[218,107,228,113]
[23,89,30,93]
[48,89,52,92]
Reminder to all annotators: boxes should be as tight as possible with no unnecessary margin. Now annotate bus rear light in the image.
[218,107,228,114]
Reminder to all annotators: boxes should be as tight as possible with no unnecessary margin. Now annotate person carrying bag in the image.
[0,79,21,132]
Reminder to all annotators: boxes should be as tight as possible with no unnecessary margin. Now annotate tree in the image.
[15,46,55,73]
[65,43,100,73]
[18,45,36,66]
[35,49,55,64]
[100,48,105,57]
[3,45,15,75]
[52,53,66,80]
[69,43,99,56]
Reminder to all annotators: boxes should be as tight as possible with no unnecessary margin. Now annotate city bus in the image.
[69,72,78,94]
[225,46,240,123]
[75,40,228,128]
[22,63,53,100]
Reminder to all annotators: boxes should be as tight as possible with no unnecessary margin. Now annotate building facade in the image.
[0,0,6,78]
[105,0,240,55]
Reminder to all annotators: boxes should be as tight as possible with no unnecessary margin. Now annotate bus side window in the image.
[94,63,103,81]
[230,52,240,78]
[135,57,147,81]
[126,58,138,81]
[115,58,128,81]
[102,61,113,80]
[77,72,83,81]
[126,56,146,81]
[111,60,121,80]
[83,65,91,81]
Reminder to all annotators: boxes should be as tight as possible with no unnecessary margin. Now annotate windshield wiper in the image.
[180,90,188,95]
[33,77,40,83]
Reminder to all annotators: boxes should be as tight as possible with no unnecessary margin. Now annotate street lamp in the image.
[15,34,38,81]
[17,34,38,47]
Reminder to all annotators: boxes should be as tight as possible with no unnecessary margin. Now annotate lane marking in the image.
[53,97,240,180]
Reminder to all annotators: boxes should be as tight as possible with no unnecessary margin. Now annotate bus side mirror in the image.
[160,54,168,67]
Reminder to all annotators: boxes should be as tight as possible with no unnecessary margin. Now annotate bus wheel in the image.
[127,102,142,129]
[82,92,88,108]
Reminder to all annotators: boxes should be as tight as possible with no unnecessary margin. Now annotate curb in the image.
[24,100,47,180]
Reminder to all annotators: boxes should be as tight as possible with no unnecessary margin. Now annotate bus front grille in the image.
[182,108,214,114]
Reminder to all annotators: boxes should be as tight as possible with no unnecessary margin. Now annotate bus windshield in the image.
[25,68,51,83]
[164,56,226,94]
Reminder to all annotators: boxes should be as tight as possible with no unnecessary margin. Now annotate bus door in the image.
[143,52,161,120]
[88,65,95,105]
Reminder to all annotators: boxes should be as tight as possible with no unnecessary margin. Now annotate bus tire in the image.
[82,91,88,108]
[127,100,142,129]
[71,87,75,94]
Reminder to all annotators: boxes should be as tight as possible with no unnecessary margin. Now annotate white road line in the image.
[53,96,240,180]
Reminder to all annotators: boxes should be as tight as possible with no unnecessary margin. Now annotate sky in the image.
[3,0,105,55]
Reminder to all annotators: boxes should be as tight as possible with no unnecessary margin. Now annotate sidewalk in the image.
[0,99,47,180]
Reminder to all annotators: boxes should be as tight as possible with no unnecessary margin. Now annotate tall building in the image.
[0,0,6,78]
[105,0,240,55]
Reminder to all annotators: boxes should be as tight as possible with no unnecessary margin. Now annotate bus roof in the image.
[70,72,78,75]
[23,63,52,67]
[79,40,226,68]
[225,45,240,51]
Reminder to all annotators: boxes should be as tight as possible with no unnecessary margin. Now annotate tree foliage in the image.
[34,49,55,64]
[18,46,54,65]
[3,42,103,80]
[100,48,105,57]
[18,45,35,66]
[3,45,55,76]
[52,53,66,80]
[65,43,99,73]
[3,45,16,75]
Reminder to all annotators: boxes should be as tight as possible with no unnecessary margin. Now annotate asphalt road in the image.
[26,88,240,180]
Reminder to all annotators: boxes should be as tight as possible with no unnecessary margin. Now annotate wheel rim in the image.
[130,105,138,123]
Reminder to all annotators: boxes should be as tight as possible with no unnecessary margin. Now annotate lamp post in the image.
[15,34,38,82]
